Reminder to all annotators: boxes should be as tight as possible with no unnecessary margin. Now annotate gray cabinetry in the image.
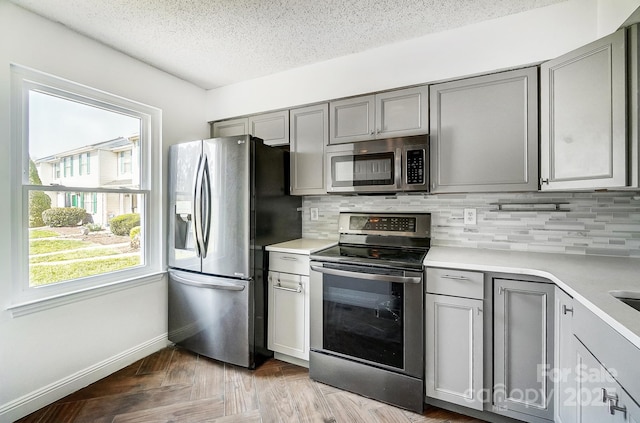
[248,110,289,146]
[329,86,429,144]
[493,278,555,421]
[267,249,310,365]
[211,117,249,137]
[555,288,576,423]
[429,67,538,193]
[290,103,328,195]
[540,28,627,190]
[425,268,484,410]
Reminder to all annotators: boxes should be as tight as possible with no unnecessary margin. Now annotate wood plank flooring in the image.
[17,346,486,423]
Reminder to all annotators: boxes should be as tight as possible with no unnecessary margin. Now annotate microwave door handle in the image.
[310,264,422,284]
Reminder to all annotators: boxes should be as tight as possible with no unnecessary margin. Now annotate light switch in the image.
[310,207,319,221]
[464,208,477,225]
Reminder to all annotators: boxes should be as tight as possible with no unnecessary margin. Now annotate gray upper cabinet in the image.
[211,117,249,137]
[248,110,289,146]
[540,28,627,190]
[329,95,375,144]
[430,67,538,193]
[329,86,429,144]
[290,103,328,195]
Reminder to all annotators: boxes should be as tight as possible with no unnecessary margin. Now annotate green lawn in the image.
[29,239,93,255]
[29,229,60,239]
[29,247,123,264]
[30,255,142,286]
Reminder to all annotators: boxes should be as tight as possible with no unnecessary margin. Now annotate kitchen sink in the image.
[610,291,640,312]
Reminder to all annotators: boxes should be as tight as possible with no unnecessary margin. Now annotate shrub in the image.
[42,207,87,227]
[29,191,51,228]
[129,226,140,239]
[110,213,140,236]
[85,223,103,232]
[129,225,141,249]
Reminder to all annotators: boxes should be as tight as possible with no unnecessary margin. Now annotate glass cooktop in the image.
[311,244,428,270]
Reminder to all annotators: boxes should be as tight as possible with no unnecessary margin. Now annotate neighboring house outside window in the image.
[10,64,162,308]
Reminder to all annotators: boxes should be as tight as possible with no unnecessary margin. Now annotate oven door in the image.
[309,261,423,378]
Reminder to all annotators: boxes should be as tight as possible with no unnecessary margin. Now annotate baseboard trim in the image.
[0,333,169,422]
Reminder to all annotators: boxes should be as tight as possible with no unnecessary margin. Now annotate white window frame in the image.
[8,64,164,316]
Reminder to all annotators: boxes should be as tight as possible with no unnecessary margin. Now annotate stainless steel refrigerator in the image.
[168,135,301,368]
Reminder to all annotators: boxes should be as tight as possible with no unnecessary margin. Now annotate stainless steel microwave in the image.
[325,135,429,194]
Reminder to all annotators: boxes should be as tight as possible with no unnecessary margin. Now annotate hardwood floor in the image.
[17,346,486,423]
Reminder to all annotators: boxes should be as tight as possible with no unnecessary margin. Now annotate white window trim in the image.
[9,64,164,314]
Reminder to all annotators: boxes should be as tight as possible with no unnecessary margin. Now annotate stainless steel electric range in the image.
[309,212,431,413]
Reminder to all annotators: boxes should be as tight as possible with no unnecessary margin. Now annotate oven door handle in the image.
[310,264,422,284]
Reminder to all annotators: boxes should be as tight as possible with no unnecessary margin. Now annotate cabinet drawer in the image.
[269,252,310,275]
[426,267,483,299]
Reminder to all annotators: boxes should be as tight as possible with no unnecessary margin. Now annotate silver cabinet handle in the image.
[601,389,627,417]
[274,282,302,293]
[279,256,299,262]
[562,304,574,315]
[442,274,469,280]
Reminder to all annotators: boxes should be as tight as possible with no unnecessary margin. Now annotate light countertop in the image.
[425,246,640,350]
[266,238,337,255]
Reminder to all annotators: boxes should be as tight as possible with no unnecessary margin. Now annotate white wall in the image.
[0,2,208,420]
[205,0,640,121]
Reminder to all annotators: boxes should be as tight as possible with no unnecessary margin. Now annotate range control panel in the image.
[406,149,425,184]
[339,212,431,237]
[349,216,417,232]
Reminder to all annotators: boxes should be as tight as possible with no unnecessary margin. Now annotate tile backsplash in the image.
[302,191,640,257]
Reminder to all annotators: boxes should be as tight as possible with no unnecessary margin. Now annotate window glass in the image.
[27,90,144,288]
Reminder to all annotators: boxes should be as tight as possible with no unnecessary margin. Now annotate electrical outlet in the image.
[310,207,319,221]
[464,208,477,225]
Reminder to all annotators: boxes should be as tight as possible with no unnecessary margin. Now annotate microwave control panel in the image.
[406,149,425,184]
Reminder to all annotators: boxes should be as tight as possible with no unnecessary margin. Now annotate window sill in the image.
[7,271,166,318]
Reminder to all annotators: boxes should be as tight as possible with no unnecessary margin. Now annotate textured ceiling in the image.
[10,0,565,90]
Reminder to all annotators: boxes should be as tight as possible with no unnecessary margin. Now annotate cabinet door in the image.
[575,338,618,423]
[556,288,576,423]
[267,271,309,360]
[426,294,484,410]
[211,117,249,138]
[290,103,328,195]
[376,86,429,139]
[248,110,289,146]
[540,28,627,190]
[493,278,555,420]
[329,95,375,144]
[430,67,538,193]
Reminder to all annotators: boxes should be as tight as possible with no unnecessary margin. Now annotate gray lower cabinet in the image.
[540,27,627,190]
[555,288,576,423]
[429,67,538,193]
[493,278,555,421]
[290,103,328,195]
[425,267,484,411]
[425,293,484,410]
[211,117,249,137]
[574,338,640,423]
[248,110,289,146]
[329,85,429,144]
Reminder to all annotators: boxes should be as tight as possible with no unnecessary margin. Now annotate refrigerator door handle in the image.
[171,272,246,291]
[193,154,206,258]
[201,156,212,258]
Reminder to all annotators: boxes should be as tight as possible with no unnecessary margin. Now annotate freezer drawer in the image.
[168,270,251,368]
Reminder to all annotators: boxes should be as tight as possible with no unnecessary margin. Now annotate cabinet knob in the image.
[562,304,574,315]
[540,178,550,185]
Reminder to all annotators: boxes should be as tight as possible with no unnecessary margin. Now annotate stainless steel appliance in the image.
[168,135,301,369]
[309,212,430,412]
[325,135,428,194]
